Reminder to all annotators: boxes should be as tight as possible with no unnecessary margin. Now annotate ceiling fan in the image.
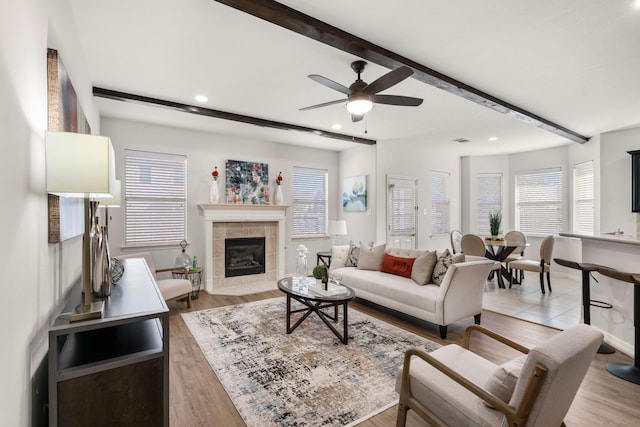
[300,60,423,122]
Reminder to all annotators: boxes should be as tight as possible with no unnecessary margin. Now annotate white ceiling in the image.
[69,0,640,154]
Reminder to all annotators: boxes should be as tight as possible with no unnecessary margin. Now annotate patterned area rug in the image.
[182,297,440,426]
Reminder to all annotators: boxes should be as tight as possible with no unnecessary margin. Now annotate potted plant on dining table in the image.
[489,209,502,238]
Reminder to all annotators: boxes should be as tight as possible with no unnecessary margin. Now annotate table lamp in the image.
[328,220,348,246]
[46,131,116,321]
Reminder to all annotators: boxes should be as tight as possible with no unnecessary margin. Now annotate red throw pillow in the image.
[380,253,416,278]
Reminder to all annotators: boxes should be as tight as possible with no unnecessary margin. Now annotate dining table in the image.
[483,238,530,288]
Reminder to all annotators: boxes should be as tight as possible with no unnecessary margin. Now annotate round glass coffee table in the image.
[277,276,356,344]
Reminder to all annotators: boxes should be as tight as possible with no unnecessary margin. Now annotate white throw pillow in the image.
[357,242,386,271]
[484,355,527,407]
[411,250,437,285]
[329,245,349,271]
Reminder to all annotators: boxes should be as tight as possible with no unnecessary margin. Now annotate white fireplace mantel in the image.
[198,204,288,292]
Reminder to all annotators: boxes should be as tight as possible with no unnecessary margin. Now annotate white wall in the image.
[376,137,462,251]
[338,144,376,244]
[102,118,340,275]
[600,127,640,235]
[0,1,100,425]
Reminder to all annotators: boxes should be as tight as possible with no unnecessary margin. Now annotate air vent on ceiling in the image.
[452,137,471,143]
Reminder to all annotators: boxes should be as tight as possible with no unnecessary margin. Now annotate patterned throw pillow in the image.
[346,241,360,267]
[431,249,453,285]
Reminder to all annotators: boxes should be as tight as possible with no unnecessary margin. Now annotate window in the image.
[124,150,186,246]
[573,161,594,235]
[476,173,503,234]
[292,167,327,237]
[515,167,562,235]
[431,171,450,236]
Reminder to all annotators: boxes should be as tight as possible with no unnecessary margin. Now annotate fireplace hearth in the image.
[225,237,266,278]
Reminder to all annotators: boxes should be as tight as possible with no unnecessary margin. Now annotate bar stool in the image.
[596,266,640,385]
[553,258,615,354]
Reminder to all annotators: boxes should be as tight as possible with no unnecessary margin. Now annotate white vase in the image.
[274,185,283,205]
[209,179,219,204]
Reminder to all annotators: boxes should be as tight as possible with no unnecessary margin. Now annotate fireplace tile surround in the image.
[199,204,287,293]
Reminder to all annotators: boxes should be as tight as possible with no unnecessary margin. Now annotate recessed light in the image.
[194,94,208,103]
[488,137,498,142]
[331,123,342,130]
[633,0,640,9]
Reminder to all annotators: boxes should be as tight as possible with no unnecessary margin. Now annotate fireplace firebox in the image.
[225,237,266,278]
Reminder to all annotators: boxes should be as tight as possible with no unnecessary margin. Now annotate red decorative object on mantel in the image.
[211,166,219,181]
[276,171,283,185]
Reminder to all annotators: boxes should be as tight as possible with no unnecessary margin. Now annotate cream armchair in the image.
[396,324,602,427]
[116,252,192,307]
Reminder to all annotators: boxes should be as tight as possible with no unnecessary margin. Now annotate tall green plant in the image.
[489,209,502,236]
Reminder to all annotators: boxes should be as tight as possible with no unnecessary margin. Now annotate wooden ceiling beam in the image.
[92,87,376,146]
[214,0,589,144]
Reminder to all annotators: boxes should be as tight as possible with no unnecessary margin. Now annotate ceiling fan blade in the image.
[363,66,414,95]
[308,74,352,95]
[371,94,423,106]
[299,98,347,111]
[351,113,364,122]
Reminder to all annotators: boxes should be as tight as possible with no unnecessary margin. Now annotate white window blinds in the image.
[573,161,594,235]
[388,177,417,236]
[124,150,186,246]
[431,171,450,236]
[292,167,327,237]
[477,173,503,234]
[515,167,562,235]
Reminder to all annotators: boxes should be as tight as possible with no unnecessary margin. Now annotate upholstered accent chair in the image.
[396,324,603,427]
[116,252,192,307]
[508,235,555,294]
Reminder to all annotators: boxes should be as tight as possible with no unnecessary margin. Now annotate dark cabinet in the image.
[48,258,169,427]
[629,150,640,212]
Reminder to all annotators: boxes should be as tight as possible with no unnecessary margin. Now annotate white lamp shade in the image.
[94,179,121,207]
[328,220,348,236]
[46,131,116,198]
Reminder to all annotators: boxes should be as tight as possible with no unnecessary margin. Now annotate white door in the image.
[386,175,418,248]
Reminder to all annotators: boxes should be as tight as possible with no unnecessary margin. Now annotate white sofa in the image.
[330,245,494,339]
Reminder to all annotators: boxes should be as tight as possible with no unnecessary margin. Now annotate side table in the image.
[171,267,203,300]
[316,251,332,268]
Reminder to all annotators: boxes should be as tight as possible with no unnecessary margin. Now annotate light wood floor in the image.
[167,290,640,426]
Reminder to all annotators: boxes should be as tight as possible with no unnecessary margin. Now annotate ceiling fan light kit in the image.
[346,97,373,115]
[301,60,423,122]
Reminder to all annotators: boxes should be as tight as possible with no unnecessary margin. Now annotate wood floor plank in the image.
[167,291,640,426]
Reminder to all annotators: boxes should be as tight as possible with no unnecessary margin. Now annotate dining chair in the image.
[449,229,463,254]
[507,235,555,294]
[504,230,527,283]
[460,234,501,280]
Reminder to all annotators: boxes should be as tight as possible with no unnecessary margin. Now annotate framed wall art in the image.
[343,175,367,212]
[225,159,269,204]
[47,48,92,243]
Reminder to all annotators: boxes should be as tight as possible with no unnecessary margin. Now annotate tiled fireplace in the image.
[199,204,287,292]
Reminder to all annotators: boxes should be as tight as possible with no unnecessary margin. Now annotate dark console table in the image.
[48,258,169,427]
